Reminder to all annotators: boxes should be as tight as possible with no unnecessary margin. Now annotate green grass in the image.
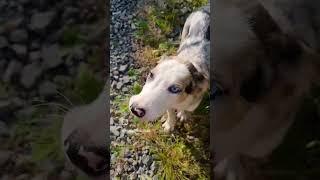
[61,26,86,47]
[128,68,140,77]
[136,119,210,180]
[7,106,65,175]
[134,0,208,66]
[113,95,130,115]
[73,64,104,104]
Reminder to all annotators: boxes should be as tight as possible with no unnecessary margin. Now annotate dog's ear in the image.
[185,63,206,94]
[242,2,303,63]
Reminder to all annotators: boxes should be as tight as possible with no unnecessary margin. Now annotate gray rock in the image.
[119,64,128,72]
[0,150,12,167]
[181,7,189,14]
[29,51,41,62]
[126,130,136,136]
[142,155,153,167]
[152,175,159,180]
[20,63,43,88]
[71,46,85,61]
[0,101,11,112]
[10,29,28,43]
[129,172,138,179]
[0,18,23,34]
[62,7,79,20]
[16,107,36,118]
[16,174,30,180]
[119,129,126,139]
[12,44,27,58]
[0,0,7,9]
[59,170,73,180]
[115,165,124,174]
[137,167,144,174]
[31,174,47,180]
[0,121,9,137]
[0,59,6,72]
[122,76,130,84]
[116,82,123,89]
[29,11,55,31]
[11,97,25,108]
[0,36,8,48]
[3,60,22,82]
[119,117,128,125]
[46,28,63,43]
[1,175,12,180]
[41,44,62,69]
[38,81,57,97]
[113,70,119,75]
[150,162,158,172]
[53,75,71,86]
[111,154,116,164]
[30,41,40,50]
[19,0,30,5]
[110,126,120,137]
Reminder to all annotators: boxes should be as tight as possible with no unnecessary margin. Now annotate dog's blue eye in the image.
[168,85,182,94]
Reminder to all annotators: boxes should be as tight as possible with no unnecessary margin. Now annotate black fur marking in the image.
[185,63,205,94]
[186,63,205,82]
[247,3,303,63]
[185,82,193,94]
[206,25,210,41]
[64,130,109,177]
[240,65,268,102]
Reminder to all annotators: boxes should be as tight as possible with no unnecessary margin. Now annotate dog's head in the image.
[129,56,208,121]
[212,1,320,162]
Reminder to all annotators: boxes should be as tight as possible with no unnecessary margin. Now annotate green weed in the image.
[73,64,104,104]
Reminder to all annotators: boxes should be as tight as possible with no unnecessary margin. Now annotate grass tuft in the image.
[137,119,209,180]
[73,64,104,104]
[61,26,86,47]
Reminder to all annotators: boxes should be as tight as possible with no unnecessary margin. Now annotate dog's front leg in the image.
[177,110,189,122]
[162,109,176,133]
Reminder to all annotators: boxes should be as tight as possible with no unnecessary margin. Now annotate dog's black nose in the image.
[130,106,146,118]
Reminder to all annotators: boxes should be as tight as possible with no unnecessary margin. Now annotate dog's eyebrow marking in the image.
[184,62,205,94]
[186,63,205,82]
[245,3,303,63]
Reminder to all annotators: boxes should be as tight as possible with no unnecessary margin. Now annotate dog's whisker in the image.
[32,102,70,113]
[56,90,75,107]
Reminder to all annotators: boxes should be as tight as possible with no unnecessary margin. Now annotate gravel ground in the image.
[110,0,160,179]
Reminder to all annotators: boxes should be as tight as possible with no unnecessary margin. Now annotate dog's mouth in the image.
[129,103,165,122]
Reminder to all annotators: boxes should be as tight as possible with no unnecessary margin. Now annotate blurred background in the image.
[0,0,106,179]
